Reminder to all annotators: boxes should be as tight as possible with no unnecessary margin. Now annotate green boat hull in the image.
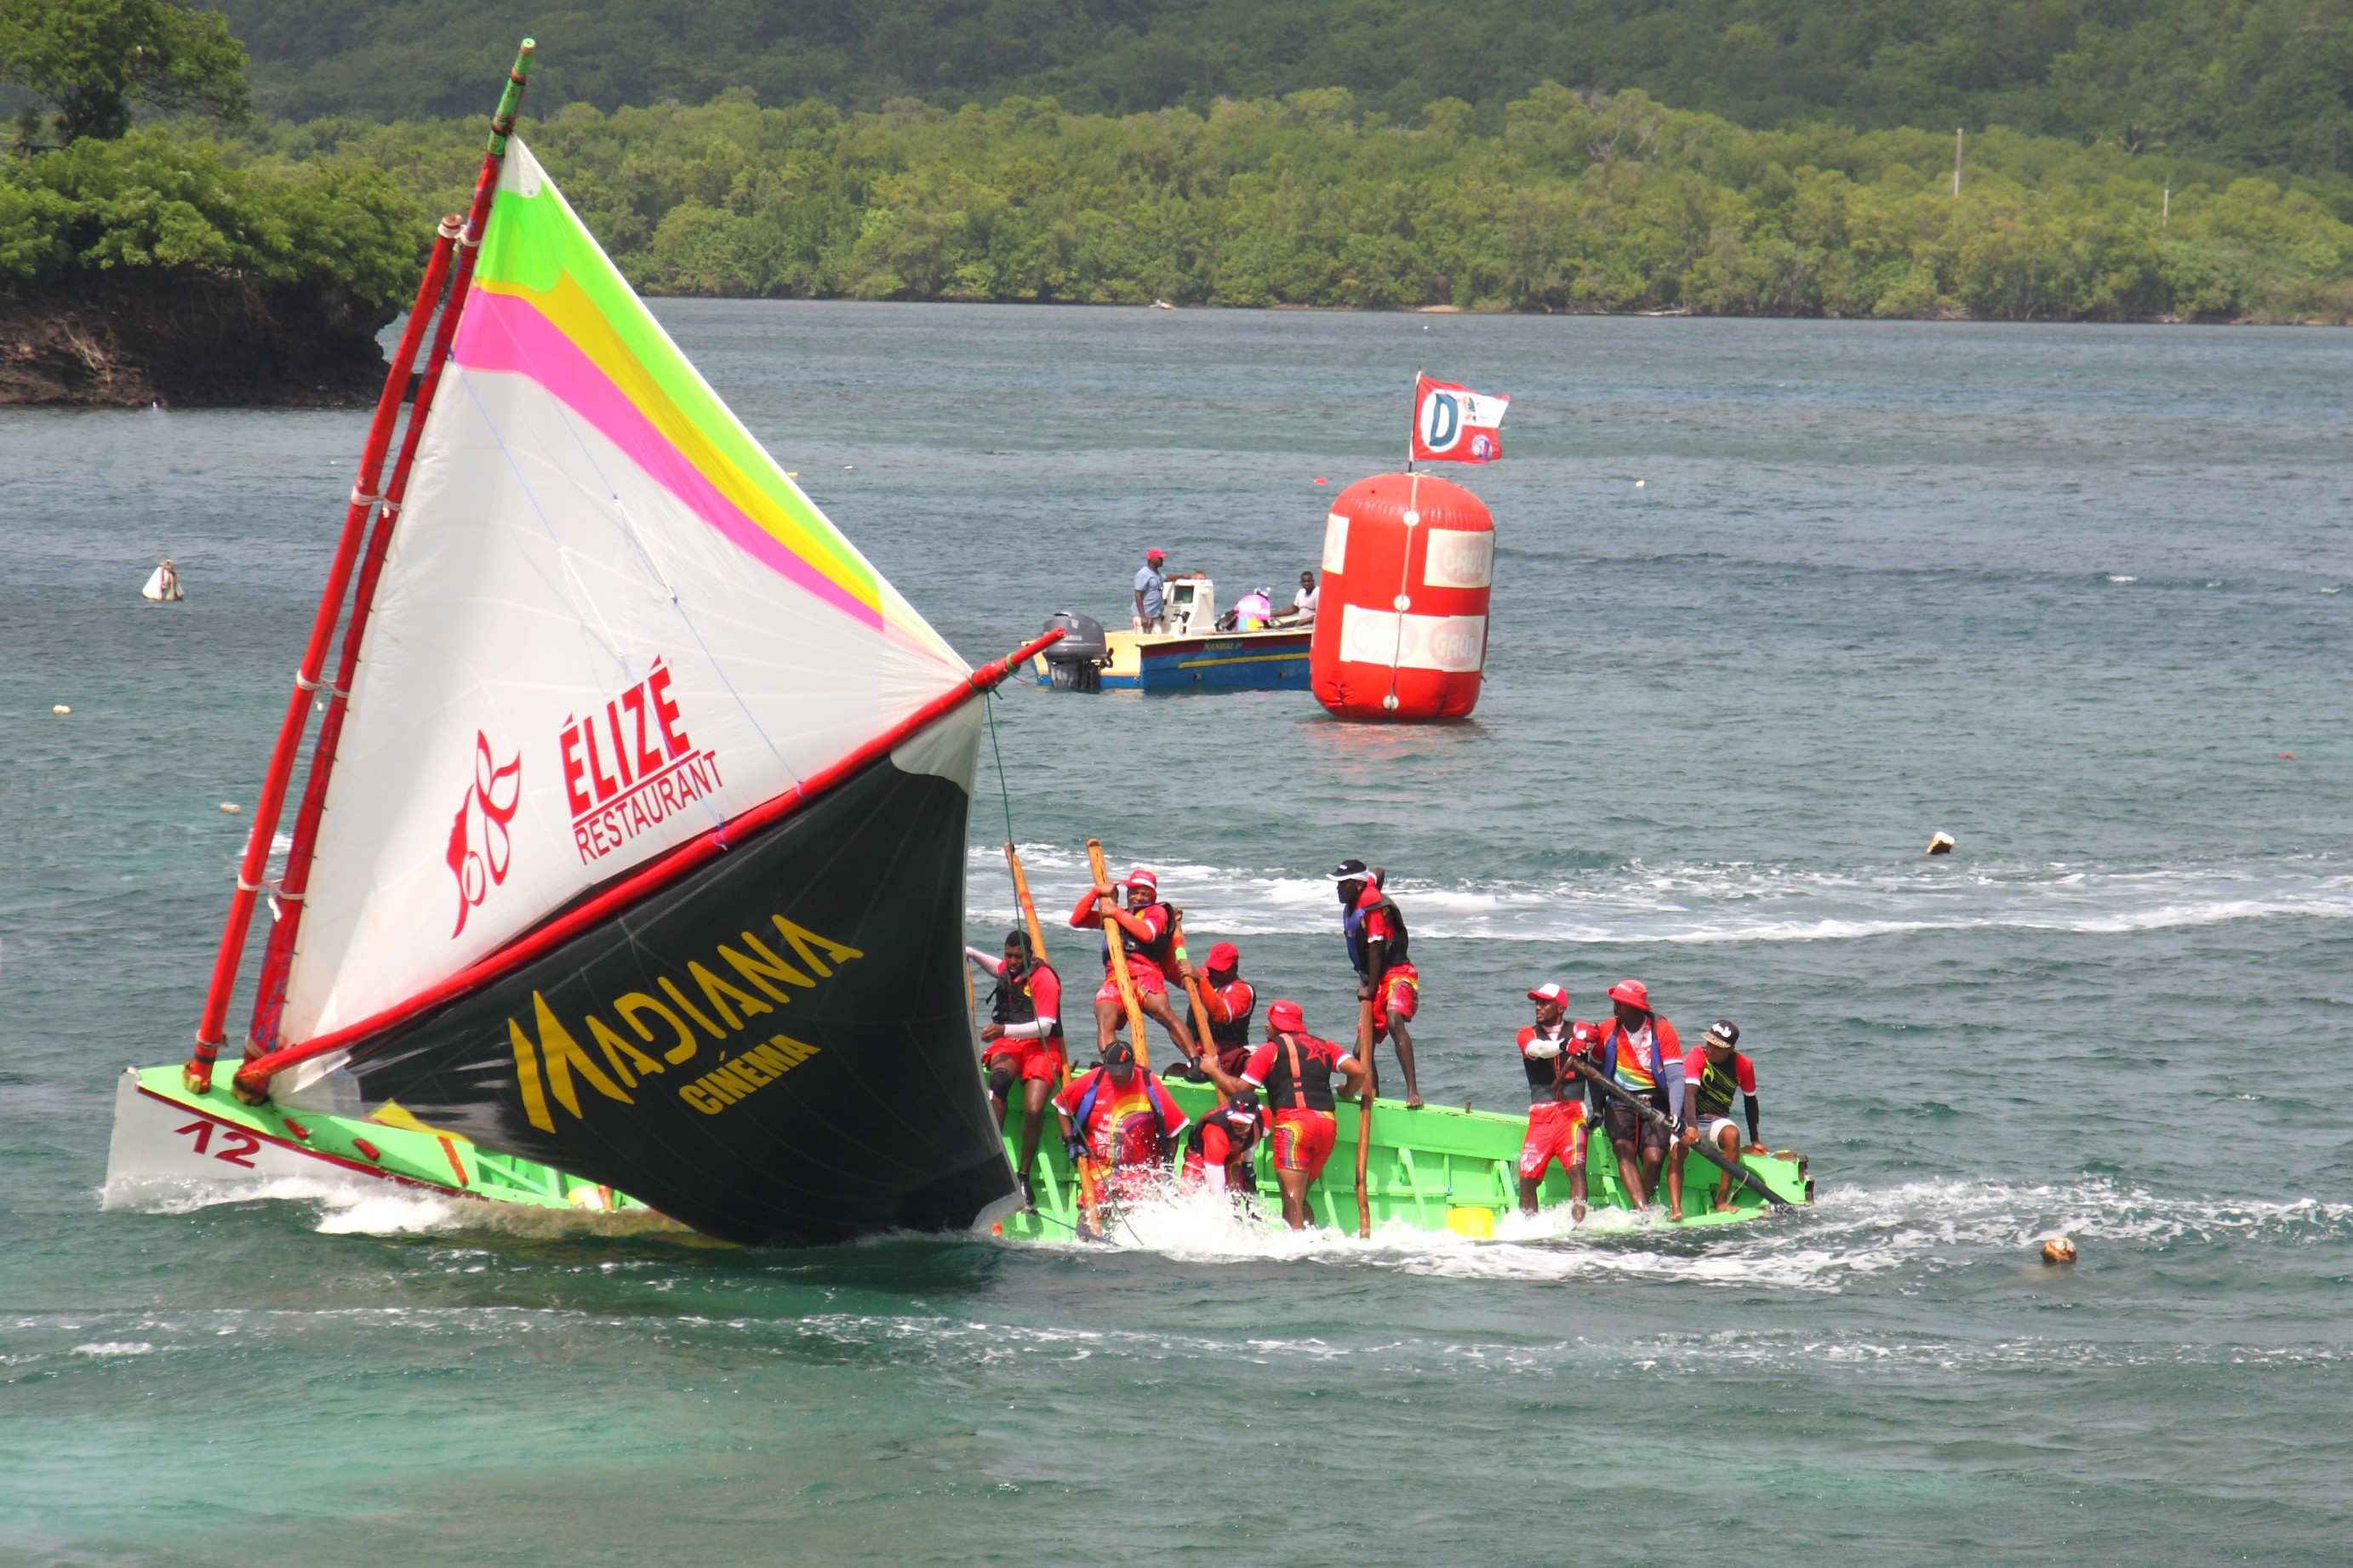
[108,1063,1811,1244]
[987,1077,1811,1240]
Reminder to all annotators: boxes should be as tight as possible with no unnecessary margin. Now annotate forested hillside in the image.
[212,0,2353,178]
[233,86,2353,320]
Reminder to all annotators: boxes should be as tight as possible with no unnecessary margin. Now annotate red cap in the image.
[1527,982,1569,1006]
[1122,868,1157,892]
[1207,941,1239,968]
[1607,978,1650,1010]
[1146,548,1165,561]
[1266,1000,1305,1032]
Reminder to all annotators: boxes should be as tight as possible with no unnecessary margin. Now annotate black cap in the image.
[1705,1019,1739,1048]
[1330,858,1368,882]
[1101,1040,1136,1067]
[1227,1085,1259,1113]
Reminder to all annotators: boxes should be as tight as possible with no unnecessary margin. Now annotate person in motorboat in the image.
[1197,999,1367,1231]
[1071,867,1200,1064]
[1179,1083,1264,1204]
[965,929,1064,1207]
[1333,860,1423,1109]
[1190,939,1256,1079]
[1516,984,1598,1221]
[1055,1039,1187,1205]
[1231,584,1275,629]
[1133,547,1168,633]
[1592,978,1684,1212]
[1273,569,1317,624]
[1674,1019,1766,1216]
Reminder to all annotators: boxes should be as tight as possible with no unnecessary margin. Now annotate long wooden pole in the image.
[186,39,536,1095]
[1354,995,1376,1237]
[246,213,465,1055]
[1005,844,1050,966]
[1170,913,1214,1075]
[1085,838,1149,1067]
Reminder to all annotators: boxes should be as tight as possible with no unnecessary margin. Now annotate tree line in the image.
[241,85,2353,321]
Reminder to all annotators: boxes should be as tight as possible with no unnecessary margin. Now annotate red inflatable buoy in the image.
[1310,472,1493,720]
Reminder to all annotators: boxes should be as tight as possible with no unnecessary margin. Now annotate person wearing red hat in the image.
[1516,984,1599,1221]
[1133,548,1169,633]
[1199,1000,1366,1230]
[1071,867,1199,1064]
[1592,978,1683,1211]
[1193,940,1257,1078]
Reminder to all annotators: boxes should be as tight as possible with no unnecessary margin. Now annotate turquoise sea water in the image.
[3,306,2349,1565]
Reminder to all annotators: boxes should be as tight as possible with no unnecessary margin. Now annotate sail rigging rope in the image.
[984,688,1017,849]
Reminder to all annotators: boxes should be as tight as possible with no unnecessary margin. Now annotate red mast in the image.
[186,41,538,1094]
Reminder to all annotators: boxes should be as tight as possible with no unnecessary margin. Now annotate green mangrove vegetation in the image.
[246,85,2353,320]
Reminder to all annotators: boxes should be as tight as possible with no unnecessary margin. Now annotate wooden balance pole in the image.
[1170,913,1216,1074]
[1354,995,1377,1238]
[1084,838,1150,1066]
[1003,844,1065,1089]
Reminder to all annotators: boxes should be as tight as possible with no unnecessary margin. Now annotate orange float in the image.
[1309,472,1493,720]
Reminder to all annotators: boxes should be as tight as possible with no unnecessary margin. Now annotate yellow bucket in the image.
[1446,1206,1495,1239]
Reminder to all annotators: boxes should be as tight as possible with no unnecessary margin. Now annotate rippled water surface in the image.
[3,308,2350,1565]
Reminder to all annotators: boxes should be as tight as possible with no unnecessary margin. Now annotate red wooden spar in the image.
[247,214,463,1056]
[186,41,538,1092]
[233,630,1066,1101]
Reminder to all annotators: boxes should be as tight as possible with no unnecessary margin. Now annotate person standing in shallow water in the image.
[1333,859,1422,1108]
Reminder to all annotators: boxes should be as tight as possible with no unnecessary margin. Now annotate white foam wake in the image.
[969,844,2353,946]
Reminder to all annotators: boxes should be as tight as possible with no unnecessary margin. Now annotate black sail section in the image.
[334,751,1014,1246]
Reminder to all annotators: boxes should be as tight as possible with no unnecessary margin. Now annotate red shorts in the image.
[1094,957,1168,1006]
[1519,1100,1588,1181]
[982,1037,1065,1084]
[1372,965,1419,1039]
[1271,1108,1337,1179]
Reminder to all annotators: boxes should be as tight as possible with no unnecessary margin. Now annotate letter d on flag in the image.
[1411,376,1510,464]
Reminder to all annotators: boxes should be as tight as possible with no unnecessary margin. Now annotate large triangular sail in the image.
[276,140,968,1049]
[233,134,1031,1245]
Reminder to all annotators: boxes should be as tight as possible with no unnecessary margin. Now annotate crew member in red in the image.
[1674,1018,1766,1216]
[1200,1000,1366,1231]
[1194,940,1257,1078]
[1179,1084,1263,1201]
[1592,978,1684,1212]
[1333,859,1421,1108]
[964,929,1064,1206]
[1516,984,1599,1222]
[1054,1039,1187,1206]
[1071,868,1200,1065]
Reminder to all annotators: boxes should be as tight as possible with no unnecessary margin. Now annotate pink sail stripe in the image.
[454,290,883,630]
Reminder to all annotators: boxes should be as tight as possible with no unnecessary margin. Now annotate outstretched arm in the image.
[964,946,1005,978]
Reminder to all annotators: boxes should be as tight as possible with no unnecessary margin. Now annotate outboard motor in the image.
[1039,610,1109,692]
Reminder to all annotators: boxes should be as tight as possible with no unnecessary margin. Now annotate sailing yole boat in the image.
[106,45,1054,1246]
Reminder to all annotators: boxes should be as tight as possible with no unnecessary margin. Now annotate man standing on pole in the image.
[1332,859,1422,1109]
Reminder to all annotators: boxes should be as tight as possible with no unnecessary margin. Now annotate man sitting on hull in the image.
[1675,1019,1767,1216]
[1071,867,1199,1066]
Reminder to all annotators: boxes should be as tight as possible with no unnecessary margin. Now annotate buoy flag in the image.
[1411,376,1510,464]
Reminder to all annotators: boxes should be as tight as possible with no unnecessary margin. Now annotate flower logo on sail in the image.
[447,730,523,937]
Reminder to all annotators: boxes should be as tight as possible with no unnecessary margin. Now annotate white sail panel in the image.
[277,144,969,1044]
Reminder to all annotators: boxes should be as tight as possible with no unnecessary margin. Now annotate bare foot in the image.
[1405,1095,1424,1110]
[1668,1206,1684,1223]
[1571,1201,1586,1223]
